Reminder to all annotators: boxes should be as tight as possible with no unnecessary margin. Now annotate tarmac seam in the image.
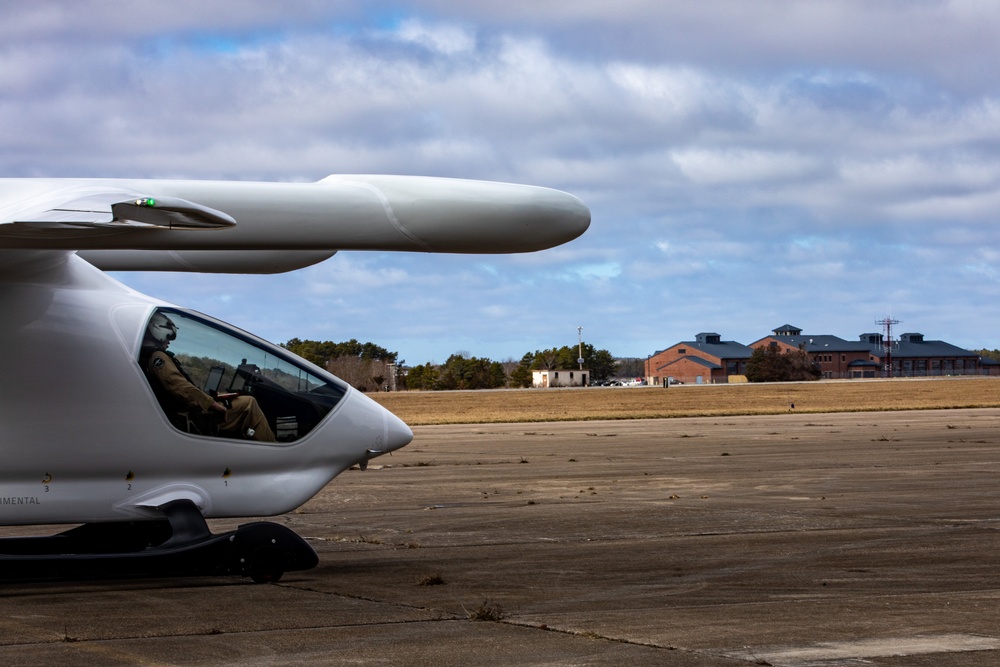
[275,580,464,621]
[501,618,753,664]
[275,581,747,662]
[0,619,477,651]
[278,581,752,662]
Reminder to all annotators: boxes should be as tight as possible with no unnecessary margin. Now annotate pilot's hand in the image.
[209,401,228,413]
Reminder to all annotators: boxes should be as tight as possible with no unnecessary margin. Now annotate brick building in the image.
[752,325,994,379]
[750,324,880,379]
[644,332,754,386]
[646,324,999,385]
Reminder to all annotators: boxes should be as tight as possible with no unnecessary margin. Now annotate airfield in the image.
[3,393,1000,664]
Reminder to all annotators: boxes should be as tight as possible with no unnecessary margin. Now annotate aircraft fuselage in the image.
[0,253,411,525]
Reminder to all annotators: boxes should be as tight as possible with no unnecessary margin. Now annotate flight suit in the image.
[147,350,276,442]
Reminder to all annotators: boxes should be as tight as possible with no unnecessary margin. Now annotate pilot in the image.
[141,312,276,442]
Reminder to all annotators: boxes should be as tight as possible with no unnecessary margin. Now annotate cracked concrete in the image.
[1,408,1000,665]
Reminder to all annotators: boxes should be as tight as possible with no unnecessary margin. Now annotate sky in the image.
[4,1,1000,365]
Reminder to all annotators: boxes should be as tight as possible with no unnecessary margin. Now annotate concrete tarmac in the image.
[2,409,1000,665]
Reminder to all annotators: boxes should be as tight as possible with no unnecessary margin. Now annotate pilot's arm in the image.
[147,350,218,412]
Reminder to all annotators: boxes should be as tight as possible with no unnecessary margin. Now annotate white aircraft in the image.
[0,175,589,581]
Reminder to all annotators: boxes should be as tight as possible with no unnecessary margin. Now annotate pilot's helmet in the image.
[147,312,178,343]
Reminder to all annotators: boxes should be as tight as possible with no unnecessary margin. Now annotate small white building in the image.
[532,369,589,388]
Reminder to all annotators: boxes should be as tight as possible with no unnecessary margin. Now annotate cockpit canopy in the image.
[139,308,347,443]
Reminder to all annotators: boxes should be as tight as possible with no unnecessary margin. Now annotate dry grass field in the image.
[370,376,1000,425]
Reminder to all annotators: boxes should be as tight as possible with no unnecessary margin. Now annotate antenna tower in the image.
[876,316,900,377]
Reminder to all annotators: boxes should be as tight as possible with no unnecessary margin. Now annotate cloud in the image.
[6,2,1000,361]
[671,148,821,185]
[388,18,476,54]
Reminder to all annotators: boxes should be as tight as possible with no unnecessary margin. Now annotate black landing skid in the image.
[0,500,318,583]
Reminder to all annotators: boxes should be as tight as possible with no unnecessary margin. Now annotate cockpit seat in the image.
[177,410,222,436]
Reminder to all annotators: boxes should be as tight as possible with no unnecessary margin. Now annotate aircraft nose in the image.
[384,409,413,452]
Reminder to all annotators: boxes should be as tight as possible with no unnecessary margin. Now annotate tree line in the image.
[281,338,399,392]
[281,339,621,391]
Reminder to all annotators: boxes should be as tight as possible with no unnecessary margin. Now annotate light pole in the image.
[577,326,584,370]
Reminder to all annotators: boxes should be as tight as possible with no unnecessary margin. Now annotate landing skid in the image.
[0,500,318,583]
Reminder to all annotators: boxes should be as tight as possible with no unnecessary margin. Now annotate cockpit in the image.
[139,308,348,443]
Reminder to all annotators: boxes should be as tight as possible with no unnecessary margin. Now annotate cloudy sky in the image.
[5,1,1000,364]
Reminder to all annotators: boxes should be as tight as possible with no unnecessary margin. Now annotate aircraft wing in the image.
[0,175,590,273]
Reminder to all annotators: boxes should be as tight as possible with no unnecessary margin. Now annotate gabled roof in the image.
[652,333,755,361]
[752,334,871,353]
[680,339,754,360]
[873,338,979,359]
[753,332,980,359]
